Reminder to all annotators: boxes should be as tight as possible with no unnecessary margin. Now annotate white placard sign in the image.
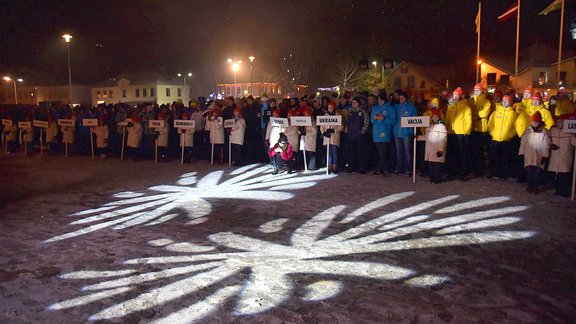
[174,119,195,129]
[316,115,342,126]
[2,119,13,126]
[117,119,132,127]
[270,117,289,127]
[83,118,98,127]
[400,116,430,128]
[33,120,49,128]
[149,120,165,128]
[18,122,31,128]
[224,119,235,128]
[58,119,75,126]
[290,116,312,127]
[564,120,576,133]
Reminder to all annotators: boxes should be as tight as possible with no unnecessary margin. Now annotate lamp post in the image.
[3,76,23,104]
[476,59,483,85]
[177,72,192,86]
[248,56,255,95]
[372,61,377,72]
[62,34,73,105]
[227,58,242,97]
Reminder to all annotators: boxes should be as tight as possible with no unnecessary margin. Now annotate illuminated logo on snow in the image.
[44,164,335,243]
[48,193,534,322]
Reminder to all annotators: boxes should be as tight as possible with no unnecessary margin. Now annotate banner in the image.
[148,120,165,128]
[174,119,195,129]
[564,120,576,133]
[400,116,430,128]
[270,117,289,127]
[2,119,13,126]
[224,119,235,128]
[290,116,312,127]
[82,119,98,127]
[33,120,49,128]
[18,122,32,128]
[316,115,342,126]
[58,119,75,126]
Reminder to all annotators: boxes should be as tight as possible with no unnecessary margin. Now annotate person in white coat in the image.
[548,114,576,197]
[208,108,224,163]
[519,111,551,194]
[300,107,318,170]
[61,114,76,155]
[230,107,246,166]
[126,114,143,159]
[265,109,285,150]
[155,111,170,162]
[91,117,109,158]
[20,116,34,155]
[177,111,194,163]
[4,116,18,153]
[320,101,343,173]
[45,116,59,155]
[424,110,448,183]
[284,109,300,153]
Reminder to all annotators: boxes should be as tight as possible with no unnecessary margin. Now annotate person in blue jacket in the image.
[393,91,417,176]
[371,92,397,175]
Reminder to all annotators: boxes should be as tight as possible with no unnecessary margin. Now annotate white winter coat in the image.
[45,122,58,143]
[518,126,551,168]
[548,127,576,173]
[230,117,246,145]
[91,125,109,148]
[424,123,448,163]
[284,125,300,151]
[156,123,169,147]
[177,128,194,147]
[127,122,143,148]
[302,124,317,152]
[320,123,343,147]
[4,124,17,141]
[21,124,33,143]
[61,117,76,144]
[265,122,285,148]
[208,117,224,144]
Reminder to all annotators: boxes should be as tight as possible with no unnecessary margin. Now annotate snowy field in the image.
[0,152,575,323]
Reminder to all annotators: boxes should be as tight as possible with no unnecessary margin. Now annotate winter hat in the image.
[272,109,281,117]
[502,95,512,102]
[182,112,190,119]
[532,92,542,101]
[431,109,442,120]
[158,111,167,120]
[428,98,439,109]
[473,83,484,91]
[453,87,463,96]
[530,111,542,123]
[278,133,288,144]
[287,109,298,117]
[524,86,533,94]
[234,107,242,115]
[261,96,268,102]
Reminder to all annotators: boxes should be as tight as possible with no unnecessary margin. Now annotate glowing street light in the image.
[248,56,255,95]
[3,76,23,104]
[177,72,192,86]
[227,58,242,97]
[372,60,377,72]
[62,34,73,105]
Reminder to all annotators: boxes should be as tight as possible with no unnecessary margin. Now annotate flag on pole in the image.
[498,2,519,23]
[475,5,481,33]
[539,0,562,16]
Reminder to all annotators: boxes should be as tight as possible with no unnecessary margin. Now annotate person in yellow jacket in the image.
[554,88,575,116]
[487,95,518,180]
[469,83,493,177]
[444,87,473,180]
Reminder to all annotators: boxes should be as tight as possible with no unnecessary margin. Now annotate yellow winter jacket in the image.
[469,93,492,132]
[515,103,555,136]
[445,99,472,135]
[554,98,575,116]
[488,104,518,142]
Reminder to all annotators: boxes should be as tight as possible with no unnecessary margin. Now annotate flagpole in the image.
[476,1,481,84]
[514,0,520,90]
[556,0,565,87]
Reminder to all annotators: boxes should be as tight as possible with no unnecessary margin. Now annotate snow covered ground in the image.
[0,152,574,323]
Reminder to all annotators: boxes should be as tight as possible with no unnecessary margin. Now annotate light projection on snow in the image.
[44,165,335,243]
[48,192,535,322]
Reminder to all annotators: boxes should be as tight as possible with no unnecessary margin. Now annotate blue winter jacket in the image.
[393,102,417,138]
[371,103,397,142]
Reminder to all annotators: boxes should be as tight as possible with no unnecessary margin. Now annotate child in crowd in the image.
[519,111,551,194]
[91,117,109,158]
[269,133,295,174]
[424,109,448,183]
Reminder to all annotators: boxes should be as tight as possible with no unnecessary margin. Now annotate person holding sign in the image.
[519,112,551,194]
[46,115,59,155]
[424,109,448,184]
[91,117,110,158]
[177,112,194,163]
[230,107,246,166]
[265,109,285,152]
[320,101,343,174]
[208,108,224,164]
[371,93,397,175]
[268,133,295,174]
[4,115,18,154]
[20,115,34,155]
[392,91,416,176]
[284,109,300,154]
[156,111,170,162]
[301,107,318,170]
[548,113,576,197]
[126,114,143,160]
[61,112,76,157]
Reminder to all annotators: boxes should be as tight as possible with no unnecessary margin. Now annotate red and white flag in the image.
[538,0,562,16]
[498,2,518,23]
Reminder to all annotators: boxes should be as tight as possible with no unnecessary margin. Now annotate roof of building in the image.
[93,71,180,87]
[393,61,456,88]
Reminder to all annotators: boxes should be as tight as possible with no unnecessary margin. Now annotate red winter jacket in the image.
[269,143,294,160]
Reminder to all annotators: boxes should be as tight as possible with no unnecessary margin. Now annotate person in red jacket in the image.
[268,132,295,174]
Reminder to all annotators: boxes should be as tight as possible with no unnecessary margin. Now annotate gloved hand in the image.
[127,122,133,128]
[436,150,443,158]
[327,129,335,134]
[323,131,331,138]
[299,127,306,136]
[541,157,548,165]
[181,129,186,134]
[551,144,559,150]
[154,131,160,139]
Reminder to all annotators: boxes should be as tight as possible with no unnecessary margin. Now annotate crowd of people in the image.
[1,84,575,196]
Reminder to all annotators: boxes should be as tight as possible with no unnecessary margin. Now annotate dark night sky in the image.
[1,0,574,94]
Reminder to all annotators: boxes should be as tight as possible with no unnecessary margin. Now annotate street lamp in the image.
[177,72,192,86]
[227,58,242,97]
[372,61,377,72]
[62,34,73,105]
[3,76,23,104]
[248,56,255,95]
[476,59,483,85]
